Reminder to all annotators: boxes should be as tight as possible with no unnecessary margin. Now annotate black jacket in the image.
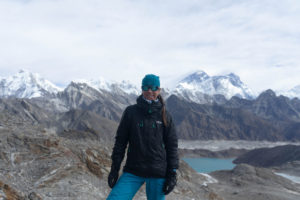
[111,95,179,178]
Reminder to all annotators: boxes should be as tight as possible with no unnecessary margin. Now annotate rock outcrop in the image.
[0,111,215,200]
[209,164,300,200]
[166,93,300,141]
[234,145,300,167]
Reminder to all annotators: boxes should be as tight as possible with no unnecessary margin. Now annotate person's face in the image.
[142,86,161,101]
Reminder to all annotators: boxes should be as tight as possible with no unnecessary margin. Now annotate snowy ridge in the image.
[117,80,141,95]
[275,173,300,184]
[172,70,255,103]
[0,70,63,98]
[278,85,300,99]
[74,78,113,93]
[74,78,140,96]
[178,140,300,151]
[200,173,218,186]
[2,69,300,102]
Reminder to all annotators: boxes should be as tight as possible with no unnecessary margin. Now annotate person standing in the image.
[106,74,179,200]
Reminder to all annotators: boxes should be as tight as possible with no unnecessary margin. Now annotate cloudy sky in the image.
[1,0,300,93]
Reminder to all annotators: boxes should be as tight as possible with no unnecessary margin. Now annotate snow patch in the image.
[275,173,300,184]
[179,140,300,151]
[10,153,16,167]
[0,189,7,199]
[278,85,300,99]
[199,173,218,186]
[74,78,139,96]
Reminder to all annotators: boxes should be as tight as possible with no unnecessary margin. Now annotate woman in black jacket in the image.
[106,74,179,200]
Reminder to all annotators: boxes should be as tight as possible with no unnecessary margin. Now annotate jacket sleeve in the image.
[111,107,130,171]
[164,112,179,170]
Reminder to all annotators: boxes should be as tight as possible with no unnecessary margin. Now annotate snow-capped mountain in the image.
[0,70,140,99]
[172,70,255,103]
[278,85,300,99]
[74,78,140,96]
[0,69,256,103]
[0,70,63,98]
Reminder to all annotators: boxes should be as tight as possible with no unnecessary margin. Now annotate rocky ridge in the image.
[234,145,300,168]
[209,164,300,200]
[1,71,300,199]
[1,98,300,199]
[0,122,219,200]
[166,92,300,141]
[2,78,300,142]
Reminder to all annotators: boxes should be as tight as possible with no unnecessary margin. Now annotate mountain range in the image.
[1,70,300,142]
[0,70,265,100]
[1,71,300,200]
[2,69,300,101]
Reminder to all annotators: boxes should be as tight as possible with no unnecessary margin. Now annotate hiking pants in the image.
[106,172,166,200]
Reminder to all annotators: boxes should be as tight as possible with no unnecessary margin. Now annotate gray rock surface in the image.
[210,164,300,200]
[0,115,214,200]
[1,91,300,200]
[234,145,300,167]
[166,93,300,141]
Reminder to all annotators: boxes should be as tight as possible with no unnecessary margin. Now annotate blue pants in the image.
[106,172,166,200]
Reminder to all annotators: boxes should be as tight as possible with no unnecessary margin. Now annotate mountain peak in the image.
[17,69,33,76]
[174,70,255,102]
[180,70,210,84]
[0,70,62,98]
[227,73,240,80]
[75,78,139,95]
[258,89,277,98]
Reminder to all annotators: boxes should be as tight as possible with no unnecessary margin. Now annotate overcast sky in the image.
[1,0,300,93]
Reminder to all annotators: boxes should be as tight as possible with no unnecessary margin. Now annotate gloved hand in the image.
[163,169,177,195]
[108,164,119,188]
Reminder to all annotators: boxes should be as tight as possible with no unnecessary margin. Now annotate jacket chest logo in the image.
[137,120,162,128]
[138,121,144,127]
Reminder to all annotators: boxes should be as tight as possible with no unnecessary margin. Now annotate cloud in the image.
[0,0,300,93]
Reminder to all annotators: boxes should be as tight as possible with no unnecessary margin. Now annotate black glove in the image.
[163,169,177,195]
[108,164,119,188]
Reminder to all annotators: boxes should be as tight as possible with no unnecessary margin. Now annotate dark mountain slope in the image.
[226,89,300,122]
[166,95,282,140]
[57,109,118,141]
[234,145,300,167]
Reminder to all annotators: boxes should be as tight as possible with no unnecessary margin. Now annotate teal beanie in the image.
[142,74,160,87]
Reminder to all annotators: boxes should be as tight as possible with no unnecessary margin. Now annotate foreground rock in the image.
[0,124,218,200]
[209,164,300,200]
[1,97,300,199]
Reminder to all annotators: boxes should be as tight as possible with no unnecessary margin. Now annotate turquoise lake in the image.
[183,157,236,173]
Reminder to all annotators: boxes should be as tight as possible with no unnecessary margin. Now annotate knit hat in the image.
[142,74,160,87]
